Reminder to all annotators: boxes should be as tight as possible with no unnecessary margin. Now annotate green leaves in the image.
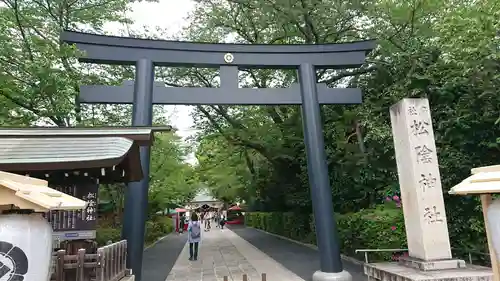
[148,132,198,215]
[1,0,498,254]
[194,134,253,203]
[185,0,499,257]
[0,0,139,126]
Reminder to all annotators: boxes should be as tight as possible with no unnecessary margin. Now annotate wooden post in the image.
[76,249,86,281]
[223,276,229,281]
[480,194,500,281]
[124,241,128,274]
[261,273,267,281]
[242,274,248,281]
[55,250,66,281]
[112,243,117,277]
[119,241,125,275]
[95,248,105,281]
[105,246,110,281]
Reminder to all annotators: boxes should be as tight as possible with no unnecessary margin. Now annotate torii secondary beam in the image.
[80,81,362,105]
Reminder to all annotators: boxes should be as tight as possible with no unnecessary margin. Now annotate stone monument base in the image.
[399,257,467,271]
[365,262,492,281]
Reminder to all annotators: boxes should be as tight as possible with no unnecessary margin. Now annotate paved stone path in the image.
[165,228,305,281]
[142,225,365,281]
[229,226,365,281]
[141,232,186,281]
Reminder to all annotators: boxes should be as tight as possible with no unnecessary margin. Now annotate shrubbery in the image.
[96,215,174,247]
[145,216,174,245]
[246,203,406,261]
[96,227,121,246]
[247,193,490,264]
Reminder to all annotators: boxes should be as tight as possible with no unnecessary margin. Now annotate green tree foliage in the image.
[0,0,169,127]
[187,0,499,252]
[148,132,198,216]
[0,0,135,126]
[1,0,499,254]
[0,0,197,226]
[195,133,255,204]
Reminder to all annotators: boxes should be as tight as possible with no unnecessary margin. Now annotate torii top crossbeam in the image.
[61,30,375,69]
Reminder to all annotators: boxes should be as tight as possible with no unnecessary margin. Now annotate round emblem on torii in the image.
[224,53,234,63]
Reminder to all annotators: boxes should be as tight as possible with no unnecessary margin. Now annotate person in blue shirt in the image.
[187,213,202,261]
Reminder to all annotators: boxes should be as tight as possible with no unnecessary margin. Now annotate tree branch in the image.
[319,65,378,85]
[7,0,35,61]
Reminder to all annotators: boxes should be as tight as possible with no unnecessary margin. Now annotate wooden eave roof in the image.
[0,127,170,182]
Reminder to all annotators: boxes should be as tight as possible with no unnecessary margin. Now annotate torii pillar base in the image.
[313,270,352,281]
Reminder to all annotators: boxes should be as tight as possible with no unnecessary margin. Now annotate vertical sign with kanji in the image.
[82,189,98,228]
[390,98,452,261]
[44,183,98,232]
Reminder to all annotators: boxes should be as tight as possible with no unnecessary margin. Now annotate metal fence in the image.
[355,248,491,266]
[355,248,408,264]
[52,240,128,281]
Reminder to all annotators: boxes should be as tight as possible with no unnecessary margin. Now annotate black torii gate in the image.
[61,30,375,281]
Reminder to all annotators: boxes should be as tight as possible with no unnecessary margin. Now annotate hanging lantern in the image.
[0,171,87,281]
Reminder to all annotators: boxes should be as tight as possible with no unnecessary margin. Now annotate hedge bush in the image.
[245,204,406,261]
[96,227,121,246]
[145,215,174,245]
[96,215,174,247]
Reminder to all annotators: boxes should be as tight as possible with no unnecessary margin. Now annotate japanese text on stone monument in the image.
[423,206,443,224]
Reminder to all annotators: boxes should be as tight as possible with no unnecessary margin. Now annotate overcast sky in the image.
[104,0,198,164]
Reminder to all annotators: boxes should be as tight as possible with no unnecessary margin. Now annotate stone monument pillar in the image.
[390,98,461,268]
[363,98,491,281]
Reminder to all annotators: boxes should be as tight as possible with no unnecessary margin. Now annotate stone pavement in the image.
[165,227,306,281]
[229,225,365,281]
[141,232,187,281]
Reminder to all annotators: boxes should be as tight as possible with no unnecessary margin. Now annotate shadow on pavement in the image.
[142,232,187,281]
[229,225,365,281]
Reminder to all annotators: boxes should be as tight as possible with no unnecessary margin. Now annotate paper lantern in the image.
[0,210,53,281]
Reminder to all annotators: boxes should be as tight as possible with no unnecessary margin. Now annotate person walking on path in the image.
[188,212,201,261]
[219,214,226,229]
[204,212,211,231]
[179,213,185,234]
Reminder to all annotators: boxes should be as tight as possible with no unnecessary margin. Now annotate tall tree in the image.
[0,0,197,224]
[148,132,198,216]
[195,133,255,204]
[185,0,500,226]
[0,0,136,126]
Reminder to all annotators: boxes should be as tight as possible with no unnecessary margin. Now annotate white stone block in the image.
[390,98,452,261]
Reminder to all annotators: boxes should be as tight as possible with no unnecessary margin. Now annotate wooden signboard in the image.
[43,183,98,240]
